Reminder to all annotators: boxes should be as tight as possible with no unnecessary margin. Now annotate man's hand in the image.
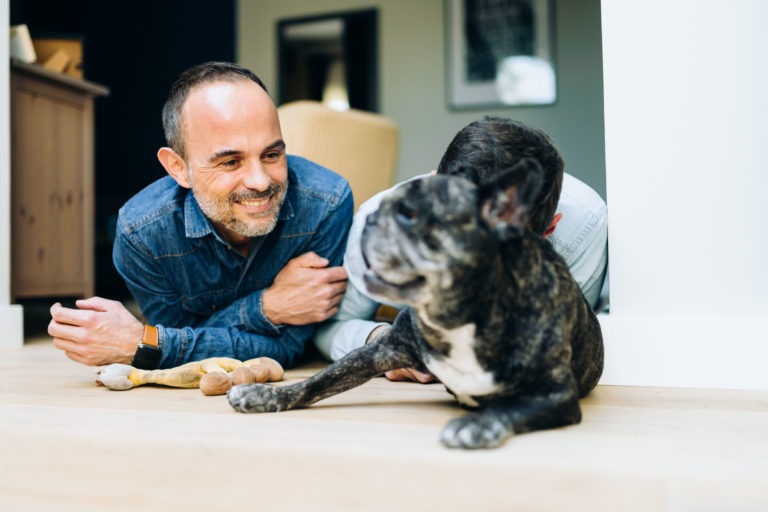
[262,252,348,326]
[384,368,436,383]
[49,297,145,366]
[366,325,436,384]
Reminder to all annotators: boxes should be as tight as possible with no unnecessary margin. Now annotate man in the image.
[49,61,353,370]
[314,117,608,382]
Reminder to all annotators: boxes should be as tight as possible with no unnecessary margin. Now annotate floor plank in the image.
[1,339,767,511]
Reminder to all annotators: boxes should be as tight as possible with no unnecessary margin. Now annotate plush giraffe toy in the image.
[96,357,284,396]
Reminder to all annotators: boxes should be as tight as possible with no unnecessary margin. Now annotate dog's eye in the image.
[396,202,418,225]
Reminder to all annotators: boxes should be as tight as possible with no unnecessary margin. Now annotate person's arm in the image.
[113,188,353,370]
[313,177,435,383]
[119,260,335,369]
[549,173,609,309]
[313,187,392,361]
[314,278,387,361]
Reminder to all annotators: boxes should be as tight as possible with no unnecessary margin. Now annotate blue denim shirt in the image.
[113,155,353,369]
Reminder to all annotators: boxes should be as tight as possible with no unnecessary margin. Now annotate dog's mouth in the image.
[363,269,426,292]
[361,232,427,299]
[362,248,425,291]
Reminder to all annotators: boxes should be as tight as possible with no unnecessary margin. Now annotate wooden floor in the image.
[1,338,767,512]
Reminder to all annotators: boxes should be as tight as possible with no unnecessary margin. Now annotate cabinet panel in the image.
[10,61,106,299]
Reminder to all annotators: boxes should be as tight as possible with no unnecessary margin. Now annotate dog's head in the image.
[361,158,543,307]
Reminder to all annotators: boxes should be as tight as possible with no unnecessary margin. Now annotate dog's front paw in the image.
[439,412,512,449]
[227,383,286,413]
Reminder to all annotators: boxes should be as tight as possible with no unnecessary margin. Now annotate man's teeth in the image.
[240,197,269,207]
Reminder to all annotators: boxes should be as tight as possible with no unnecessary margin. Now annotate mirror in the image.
[277,9,378,112]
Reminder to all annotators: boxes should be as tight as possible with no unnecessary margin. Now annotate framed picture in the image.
[445,0,556,109]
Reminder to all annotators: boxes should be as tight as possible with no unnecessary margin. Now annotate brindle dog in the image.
[228,159,604,449]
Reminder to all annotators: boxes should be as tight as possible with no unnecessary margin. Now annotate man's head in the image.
[436,116,564,235]
[157,61,288,246]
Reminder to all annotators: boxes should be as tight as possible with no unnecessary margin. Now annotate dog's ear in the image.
[478,158,544,235]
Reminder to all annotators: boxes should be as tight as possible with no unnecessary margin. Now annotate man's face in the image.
[179,80,288,245]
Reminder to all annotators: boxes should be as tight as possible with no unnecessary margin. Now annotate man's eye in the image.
[221,159,240,168]
[263,151,283,162]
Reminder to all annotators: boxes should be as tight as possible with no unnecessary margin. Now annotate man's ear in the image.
[157,147,191,189]
[543,212,563,239]
[478,158,544,234]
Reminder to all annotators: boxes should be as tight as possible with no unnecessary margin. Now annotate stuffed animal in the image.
[96,357,284,396]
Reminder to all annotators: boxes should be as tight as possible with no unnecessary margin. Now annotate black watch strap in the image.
[131,343,162,369]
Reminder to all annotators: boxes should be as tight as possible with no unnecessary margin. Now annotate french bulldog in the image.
[228,159,604,449]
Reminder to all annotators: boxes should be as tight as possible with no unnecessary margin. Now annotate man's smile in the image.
[237,196,272,210]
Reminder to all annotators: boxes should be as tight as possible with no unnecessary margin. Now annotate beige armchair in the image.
[277,100,399,211]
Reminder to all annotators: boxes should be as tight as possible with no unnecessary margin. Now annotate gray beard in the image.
[194,183,287,238]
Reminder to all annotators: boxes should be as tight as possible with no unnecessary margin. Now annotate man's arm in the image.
[548,173,609,309]
[74,176,352,370]
[313,278,386,361]
[114,198,352,369]
[313,185,394,361]
[122,255,346,369]
[312,178,435,383]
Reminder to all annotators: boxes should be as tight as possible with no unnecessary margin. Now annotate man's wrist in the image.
[261,289,283,326]
[131,324,162,369]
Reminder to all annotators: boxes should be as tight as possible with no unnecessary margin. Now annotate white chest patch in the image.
[422,322,500,407]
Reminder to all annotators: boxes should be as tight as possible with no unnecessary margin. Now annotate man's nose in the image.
[242,160,272,191]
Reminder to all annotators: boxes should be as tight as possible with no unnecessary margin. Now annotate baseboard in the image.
[0,303,24,347]
[598,313,768,390]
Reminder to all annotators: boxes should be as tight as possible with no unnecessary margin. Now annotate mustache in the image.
[230,183,283,202]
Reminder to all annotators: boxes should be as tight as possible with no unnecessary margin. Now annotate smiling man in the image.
[49,61,353,370]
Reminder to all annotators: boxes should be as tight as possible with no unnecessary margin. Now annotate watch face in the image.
[132,344,162,370]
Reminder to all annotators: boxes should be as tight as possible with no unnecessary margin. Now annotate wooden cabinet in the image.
[10,60,108,299]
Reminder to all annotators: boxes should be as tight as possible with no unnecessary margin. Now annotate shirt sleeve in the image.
[548,173,609,309]
[153,298,315,370]
[313,280,388,361]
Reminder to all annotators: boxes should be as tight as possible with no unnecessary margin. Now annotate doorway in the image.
[277,8,378,112]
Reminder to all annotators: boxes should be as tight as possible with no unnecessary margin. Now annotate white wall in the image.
[599,0,768,389]
[237,0,607,198]
[1,0,25,346]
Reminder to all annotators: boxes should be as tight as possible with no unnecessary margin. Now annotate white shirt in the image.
[313,172,608,361]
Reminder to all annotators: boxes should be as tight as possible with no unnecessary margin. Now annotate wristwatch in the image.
[131,324,161,369]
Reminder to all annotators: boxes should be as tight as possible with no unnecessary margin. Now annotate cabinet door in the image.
[11,73,94,298]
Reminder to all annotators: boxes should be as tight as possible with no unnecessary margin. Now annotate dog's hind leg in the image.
[228,335,416,413]
[439,392,582,449]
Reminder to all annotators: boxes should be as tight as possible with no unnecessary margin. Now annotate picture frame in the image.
[445,0,556,109]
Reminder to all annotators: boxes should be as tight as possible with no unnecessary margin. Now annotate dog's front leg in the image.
[439,388,582,449]
[228,335,416,413]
